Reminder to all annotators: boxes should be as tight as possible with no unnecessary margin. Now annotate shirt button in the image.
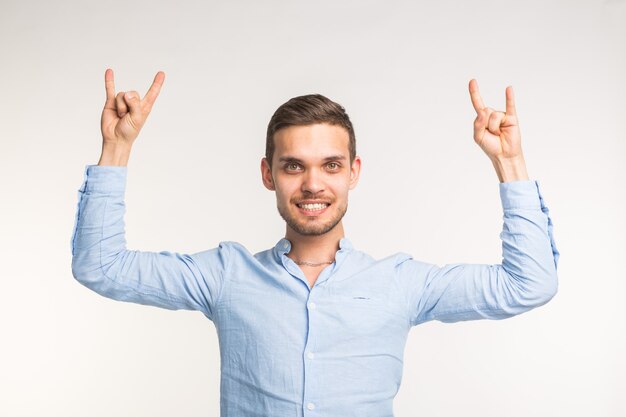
[306,402,315,410]
[306,351,315,359]
[309,302,316,309]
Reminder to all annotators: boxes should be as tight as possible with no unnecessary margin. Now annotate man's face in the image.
[261,123,361,237]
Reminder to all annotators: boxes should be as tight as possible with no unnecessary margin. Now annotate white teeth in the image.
[299,203,328,210]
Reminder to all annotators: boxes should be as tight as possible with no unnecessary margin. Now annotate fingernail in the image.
[125,92,135,100]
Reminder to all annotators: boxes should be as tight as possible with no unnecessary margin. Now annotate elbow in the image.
[501,269,558,313]
[524,270,559,308]
[71,255,85,284]
[535,259,559,305]
[71,262,89,287]
[71,252,109,294]
[540,271,559,305]
[71,258,95,290]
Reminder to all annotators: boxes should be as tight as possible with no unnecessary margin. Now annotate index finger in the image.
[104,68,116,106]
[468,78,485,113]
[142,71,165,107]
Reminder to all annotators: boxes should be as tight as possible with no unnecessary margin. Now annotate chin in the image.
[293,224,336,236]
[278,201,347,237]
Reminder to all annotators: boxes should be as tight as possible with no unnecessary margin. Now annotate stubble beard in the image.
[277,201,348,236]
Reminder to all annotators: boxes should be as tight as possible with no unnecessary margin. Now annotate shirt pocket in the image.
[329,293,405,338]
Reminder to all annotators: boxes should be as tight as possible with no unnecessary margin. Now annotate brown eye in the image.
[327,162,339,170]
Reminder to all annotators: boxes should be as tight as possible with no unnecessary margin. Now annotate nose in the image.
[301,168,325,194]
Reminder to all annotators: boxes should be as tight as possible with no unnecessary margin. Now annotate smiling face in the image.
[261,123,361,237]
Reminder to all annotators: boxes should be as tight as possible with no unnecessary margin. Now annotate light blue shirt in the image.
[71,165,559,417]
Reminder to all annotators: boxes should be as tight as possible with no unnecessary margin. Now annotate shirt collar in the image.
[273,236,354,256]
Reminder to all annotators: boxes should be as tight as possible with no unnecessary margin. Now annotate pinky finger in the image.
[505,86,517,117]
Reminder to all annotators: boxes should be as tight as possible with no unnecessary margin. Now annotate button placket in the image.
[303,295,319,413]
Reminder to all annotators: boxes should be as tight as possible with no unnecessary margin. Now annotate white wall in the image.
[1,0,624,415]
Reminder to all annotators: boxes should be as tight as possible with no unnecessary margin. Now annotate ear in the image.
[261,157,275,191]
[348,155,361,190]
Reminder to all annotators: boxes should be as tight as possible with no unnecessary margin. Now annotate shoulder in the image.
[346,249,421,273]
[218,241,281,269]
[215,241,255,259]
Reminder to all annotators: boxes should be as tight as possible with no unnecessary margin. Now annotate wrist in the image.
[491,155,529,183]
[98,142,132,167]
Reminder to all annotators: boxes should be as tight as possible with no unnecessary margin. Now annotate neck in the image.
[285,223,345,265]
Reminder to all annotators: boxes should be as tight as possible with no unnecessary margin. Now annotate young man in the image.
[71,69,559,416]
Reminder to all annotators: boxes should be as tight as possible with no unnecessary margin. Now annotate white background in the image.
[1,0,624,416]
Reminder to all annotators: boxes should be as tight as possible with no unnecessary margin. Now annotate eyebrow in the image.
[278,155,347,164]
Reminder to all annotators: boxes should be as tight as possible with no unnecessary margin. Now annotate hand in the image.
[469,79,522,161]
[469,79,529,182]
[100,68,165,148]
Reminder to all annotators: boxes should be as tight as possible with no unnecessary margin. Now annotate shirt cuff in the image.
[79,164,127,194]
[499,179,542,210]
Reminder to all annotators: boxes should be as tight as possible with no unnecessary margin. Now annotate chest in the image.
[303,267,324,288]
[216,267,409,344]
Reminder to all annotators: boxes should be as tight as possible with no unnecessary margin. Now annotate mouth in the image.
[296,201,330,215]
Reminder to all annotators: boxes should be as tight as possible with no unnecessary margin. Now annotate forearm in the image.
[98,143,132,167]
[71,165,129,293]
[491,154,529,183]
[495,180,559,306]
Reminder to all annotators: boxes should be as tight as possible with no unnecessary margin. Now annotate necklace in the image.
[293,260,334,267]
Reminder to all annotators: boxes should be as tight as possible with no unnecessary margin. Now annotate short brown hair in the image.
[265,94,356,169]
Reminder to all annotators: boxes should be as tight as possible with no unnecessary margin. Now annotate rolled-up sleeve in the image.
[397,180,560,326]
[70,165,228,320]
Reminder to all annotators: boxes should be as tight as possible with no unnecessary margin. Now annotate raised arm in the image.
[397,80,559,325]
[71,70,228,320]
[398,179,559,325]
